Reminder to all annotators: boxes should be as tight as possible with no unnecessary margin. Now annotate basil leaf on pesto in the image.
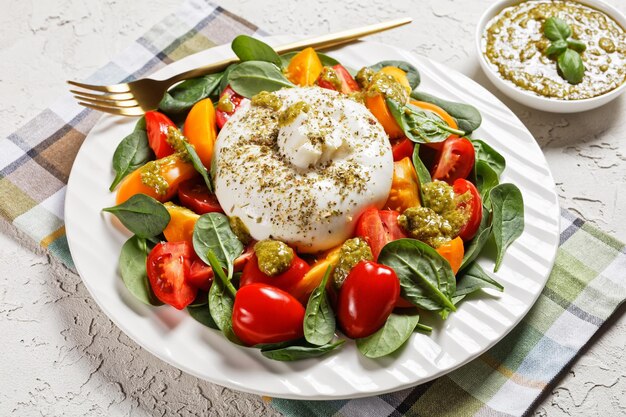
[110,117,153,191]
[558,48,585,84]
[228,61,294,98]
[543,17,571,41]
[103,194,170,239]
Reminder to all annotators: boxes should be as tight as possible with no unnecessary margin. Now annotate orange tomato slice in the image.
[436,237,464,274]
[285,47,323,86]
[384,157,421,213]
[380,66,411,93]
[162,202,200,245]
[183,98,217,168]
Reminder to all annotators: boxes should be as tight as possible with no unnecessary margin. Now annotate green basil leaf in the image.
[471,139,505,177]
[208,277,242,344]
[456,262,503,299]
[304,267,336,346]
[544,17,571,41]
[410,91,482,133]
[412,144,431,205]
[119,235,162,306]
[474,161,500,207]
[558,48,585,84]
[228,61,294,98]
[567,38,586,53]
[387,99,464,144]
[490,183,524,271]
[159,73,223,114]
[369,60,420,89]
[378,239,456,311]
[192,212,244,278]
[356,312,420,358]
[188,303,218,329]
[103,194,170,239]
[231,35,282,67]
[181,141,213,193]
[545,39,568,58]
[261,340,345,361]
[459,205,491,271]
[109,117,152,191]
[279,51,340,69]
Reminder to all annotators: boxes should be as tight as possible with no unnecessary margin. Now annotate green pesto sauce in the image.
[254,239,294,276]
[217,94,235,113]
[166,126,189,155]
[139,157,174,196]
[483,0,626,99]
[229,216,252,245]
[333,237,373,289]
[319,66,342,90]
[355,67,408,104]
[355,67,375,89]
[251,91,283,111]
[398,181,470,248]
[278,101,310,126]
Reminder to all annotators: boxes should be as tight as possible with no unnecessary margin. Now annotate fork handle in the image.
[165,17,412,84]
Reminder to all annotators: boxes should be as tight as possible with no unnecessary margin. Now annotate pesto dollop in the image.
[217,94,235,113]
[333,237,373,289]
[139,155,180,196]
[319,66,342,90]
[166,126,189,155]
[254,239,294,276]
[251,91,283,111]
[278,101,310,126]
[398,180,469,248]
[229,216,252,245]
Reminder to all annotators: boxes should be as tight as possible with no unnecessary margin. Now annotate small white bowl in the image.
[476,0,626,113]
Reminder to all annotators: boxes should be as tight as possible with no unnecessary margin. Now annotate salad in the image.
[104,35,524,361]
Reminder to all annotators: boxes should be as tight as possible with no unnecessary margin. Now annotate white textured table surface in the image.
[1,0,625,416]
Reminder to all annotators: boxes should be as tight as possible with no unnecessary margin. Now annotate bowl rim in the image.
[475,0,626,106]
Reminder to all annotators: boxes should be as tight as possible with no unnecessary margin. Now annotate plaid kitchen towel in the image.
[1,1,624,416]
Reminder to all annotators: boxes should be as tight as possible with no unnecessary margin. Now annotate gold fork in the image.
[68,18,412,117]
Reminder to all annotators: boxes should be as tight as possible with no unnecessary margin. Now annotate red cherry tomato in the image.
[337,261,400,339]
[453,178,483,241]
[431,136,475,184]
[232,283,305,346]
[146,241,197,310]
[145,111,177,159]
[355,208,407,260]
[177,177,223,214]
[186,245,254,291]
[240,253,311,304]
[391,137,415,162]
[216,85,248,129]
[316,64,360,94]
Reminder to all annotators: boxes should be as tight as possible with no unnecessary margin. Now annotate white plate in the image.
[65,37,560,400]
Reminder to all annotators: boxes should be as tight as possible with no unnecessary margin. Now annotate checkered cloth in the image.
[1,1,624,416]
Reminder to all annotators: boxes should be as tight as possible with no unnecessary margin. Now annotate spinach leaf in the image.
[228,61,294,98]
[543,17,571,41]
[459,205,491,271]
[208,276,242,344]
[378,239,456,312]
[159,73,223,114]
[192,212,244,278]
[109,117,152,191]
[387,99,464,144]
[304,266,335,346]
[119,235,162,306]
[412,144,431,205]
[558,48,585,84]
[181,141,213,193]
[279,51,339,69]
[474,160,499,206]
[188,304,218,329]
[456,261,503,299]
[231,35,282,67]
[471,139,505,178]
[369,60,420,89]
[261,340,345,361]
[220,64,238,93]
[103,194,170,239]
[356,312,420,358]
[490,184,524,272]
[410,91,482,133]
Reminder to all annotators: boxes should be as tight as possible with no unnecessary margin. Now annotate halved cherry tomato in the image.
[186,245,254,292]
[365,94,404,139]
[431,136,475,184]
[285,47,323,86]
[240,254,311,304]
[337,261,400,339]
[216,85,248,129]
[384,157,421,213]
[355,208,406,260]
[116,154,198,204]
[316,65,360,94]
[146,241,197,310]
[163,202,199,245]
[453,178,483,241]
[232,283,305,346]
[177,177,223,214]
[391,137,414,161]
[145,111,177,159]
[380,66,411,93]
[436,237,464,274]
[183,98,217,168]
